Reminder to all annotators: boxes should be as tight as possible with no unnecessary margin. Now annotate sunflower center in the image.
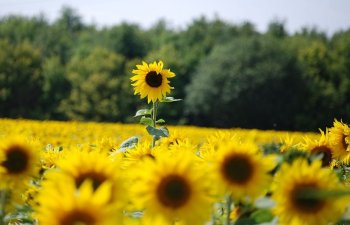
[157,174,191,209]
[311,146,332,167]
[60,210,96,225]
[75,172,107,190]
[291,183,325,213]
[2,146,29,174]
[145,71,162,87]
[221,154,253,184]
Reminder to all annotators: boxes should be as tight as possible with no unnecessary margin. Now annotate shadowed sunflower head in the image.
[131,61,175,103]
[272,159,346,225]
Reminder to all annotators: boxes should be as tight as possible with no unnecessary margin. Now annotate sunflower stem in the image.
[151,101,158,148]
[0,190,8,225]
[225,195,232,225]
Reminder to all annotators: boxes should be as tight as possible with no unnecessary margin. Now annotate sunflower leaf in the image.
[146,126,169,138]
[134,108,152,117]
[251,209,274,223]
[156,119,165,124]
[140,117,154,126]
[160,96,182,103]
[118,136,139,152]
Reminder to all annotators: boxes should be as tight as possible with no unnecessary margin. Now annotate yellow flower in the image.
[131,61,175,103]
[52,148,126,206]
[130,152,213,225]
[329,119,350,164]
[301,129,335,167]
[0,136,39,189]
[272,159,346,225]
[35,179,121,225]
[208,141,275,199]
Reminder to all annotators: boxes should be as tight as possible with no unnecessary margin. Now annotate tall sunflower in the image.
[130,152,214,225]
[301,129,335,167]
[329,119,350,164]
[272,159,346,225]
[131,61,175,103]
[207,141,275,200]
[35,179,120,225]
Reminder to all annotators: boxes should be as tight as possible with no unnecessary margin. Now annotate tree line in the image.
[1,6,349,131]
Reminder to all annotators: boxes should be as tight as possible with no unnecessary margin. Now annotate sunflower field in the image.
[1,61,350,225]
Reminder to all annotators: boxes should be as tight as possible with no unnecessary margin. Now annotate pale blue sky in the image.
[0,0,349,34]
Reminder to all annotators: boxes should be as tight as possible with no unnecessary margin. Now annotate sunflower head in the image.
[130,151,214,225]
[53,148,127,206]
[210,141,275,199]
[36,178,121,225]
[329,119,350,164]
[131,61,175,103]
[272,159,346,225]
[301,130,335,167]
[0,136,39,188]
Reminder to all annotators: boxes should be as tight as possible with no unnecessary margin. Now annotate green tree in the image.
[185,36,305,130]
[59,47,126,121]
[0,39,43,118]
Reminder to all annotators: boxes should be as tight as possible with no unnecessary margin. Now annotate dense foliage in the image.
[1,6,350,131]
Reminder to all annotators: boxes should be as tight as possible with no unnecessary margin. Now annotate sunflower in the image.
[131,61,175,103]
[329,119,350,164]
[35,179,120,225]
[130,152,213,225]
[52,148,126,205]
[272,159,346,225]
[199,131,237,158]
[122,142,160,169]
[279,134,300,153]
[0,136,39,189]
[301,129,335,167]
[207,141,275,200]
[157,130,189,148]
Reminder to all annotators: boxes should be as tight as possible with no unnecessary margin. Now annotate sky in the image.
[0,0,349,35]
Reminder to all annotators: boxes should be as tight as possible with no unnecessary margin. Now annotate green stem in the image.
[151,102,158,148]
[225,195,232,225]
[0,190,7,225]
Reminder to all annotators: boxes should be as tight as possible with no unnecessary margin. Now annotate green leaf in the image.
[156,119,165,124]
[140,117,154,126]
[234,218,256,225]
[146,126,169,139]
[118,136,138,152]
[251,209,274,223]
[160,96,182,103]
[134,108,152,117]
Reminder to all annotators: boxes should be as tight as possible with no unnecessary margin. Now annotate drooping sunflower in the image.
[52,148,126,205]
[0,136,39,189]
[131,61,175,103]
[207,141,275,200]
[328,119,350,164]
[130,152,214,225]
[35,179,120,225]
[272,159,346,225]
[301,129,335,167]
